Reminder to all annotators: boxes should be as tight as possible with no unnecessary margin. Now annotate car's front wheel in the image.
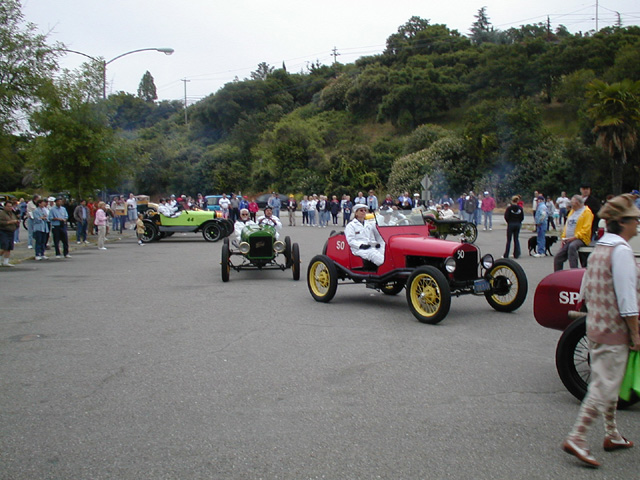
[484,259,527,312]
[221,242,231,282]
[406,266,451,324]
[291,243,300,281]
[284,236,292,267]
[202,222,222,242]
[307,255,338,302]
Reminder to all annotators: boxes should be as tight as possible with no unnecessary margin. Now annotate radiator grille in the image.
[250,236,273,258]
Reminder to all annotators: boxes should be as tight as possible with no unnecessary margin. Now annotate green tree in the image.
[0,0,60,135]
[137,70,157,102]
[29,63,135,199]
[586,79,640,193]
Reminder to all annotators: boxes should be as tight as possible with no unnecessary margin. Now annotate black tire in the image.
[381,280,405,295]
[284,236,292,267]
[202,222,222,242]
[462,223,478,243]
[141,220,158,243]
[221,242,230,282]
[307,255,338,302]
[291,243,300,281]
[223,237,229,247]
[406,266,451,324]
[220,219,234,237]
[555,317,639,408]
[484,259,527,312]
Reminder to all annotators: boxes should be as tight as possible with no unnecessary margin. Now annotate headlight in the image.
[481,254,494,270]
[239,242,250,254]
[274,240,285,252]
[444,257,456,273]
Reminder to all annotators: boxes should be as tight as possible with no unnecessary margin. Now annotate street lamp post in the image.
[62,47,174,99]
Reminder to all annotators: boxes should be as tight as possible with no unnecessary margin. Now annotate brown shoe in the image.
[604,436,633,451]
[563,439,600,467]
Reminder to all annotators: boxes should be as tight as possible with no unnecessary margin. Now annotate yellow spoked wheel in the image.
[406,266,451,324]
[307,255,338,302]
[484,259,527,312]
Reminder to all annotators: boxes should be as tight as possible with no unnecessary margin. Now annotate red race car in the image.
[534,267,639,407]
[306,210,527,324]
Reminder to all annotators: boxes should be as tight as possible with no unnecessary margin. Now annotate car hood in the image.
[387,234,477,257]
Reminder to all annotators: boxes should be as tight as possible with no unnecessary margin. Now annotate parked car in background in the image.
[205,195,223,211]
[256,193,289,209]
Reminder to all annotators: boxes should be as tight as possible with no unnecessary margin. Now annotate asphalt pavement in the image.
[2,214,638,479]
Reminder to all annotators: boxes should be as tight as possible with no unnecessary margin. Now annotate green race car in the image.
[141,209,232,243]
[221,224,300,282]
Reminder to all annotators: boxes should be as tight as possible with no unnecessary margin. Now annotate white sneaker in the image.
[533,253,544,258]
[35,256,42,261]
[42,256,49,260]
[56,255,62,259]
[84,241,90,244]
[28,245,33,249]
[99,247,107,250]
[64,255,72,258]
[77,241,81,244]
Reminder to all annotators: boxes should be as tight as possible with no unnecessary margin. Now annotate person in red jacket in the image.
[481,191,496,231]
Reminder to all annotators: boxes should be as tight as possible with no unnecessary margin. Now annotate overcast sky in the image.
[22,0,640,105]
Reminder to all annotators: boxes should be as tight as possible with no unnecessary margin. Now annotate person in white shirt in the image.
[346,204,385,267]
[234,208,256,240]
[157,198,173,217]
[126,193,137,227]
[218,194,231,219]
[556,191,571,226]
[257,205,282,239]
[440,202,455,219]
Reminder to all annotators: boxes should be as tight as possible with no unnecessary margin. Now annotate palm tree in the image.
[586,79,640,194]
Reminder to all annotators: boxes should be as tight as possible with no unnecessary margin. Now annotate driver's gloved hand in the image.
[375,243,380,248]
[359,244,370,250]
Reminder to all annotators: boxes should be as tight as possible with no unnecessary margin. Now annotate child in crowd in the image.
[136,214,145,246]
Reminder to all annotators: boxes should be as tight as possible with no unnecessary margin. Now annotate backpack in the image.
[464,197,476,214]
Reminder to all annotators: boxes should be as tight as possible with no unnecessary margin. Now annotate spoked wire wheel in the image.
[484,259,527,312]
[307,255,337,302]
[406,266,450,324]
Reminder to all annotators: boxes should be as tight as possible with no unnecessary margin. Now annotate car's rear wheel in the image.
[141,221,158,243]
[381,280,405,295]
[202,222,222,242]
[221,242,231,282]
[462,223,478,243]
[406,266,451,324]
[484,259,527,312]
[555,317,638,409]
[307,255,338,302]
[291,243,300,281]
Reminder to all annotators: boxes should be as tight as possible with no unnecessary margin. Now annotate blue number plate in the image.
[474,279,491,293]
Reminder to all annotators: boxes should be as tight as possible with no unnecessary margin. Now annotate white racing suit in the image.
[345,218,385,266]
[257,215,282,239]
[234,219,256,240]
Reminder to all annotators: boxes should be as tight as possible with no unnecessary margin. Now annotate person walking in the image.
[135,213,145,246]
[503,196,524,259]
[481,191,496,231]
[563,194,640,468]
[95,202,108,250]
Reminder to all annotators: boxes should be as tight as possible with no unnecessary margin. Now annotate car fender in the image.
[533,269,585,331]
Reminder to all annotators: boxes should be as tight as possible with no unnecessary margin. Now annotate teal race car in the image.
[141,209,232,243]
[221,224,300,282]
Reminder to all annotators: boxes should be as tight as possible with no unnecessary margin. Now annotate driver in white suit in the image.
[345,203,385,266]
[257,205,282,239]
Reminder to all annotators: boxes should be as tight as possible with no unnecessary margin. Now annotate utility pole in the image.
[331,46,340,65]
[595,0,599,32]
[181,78,190,125]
